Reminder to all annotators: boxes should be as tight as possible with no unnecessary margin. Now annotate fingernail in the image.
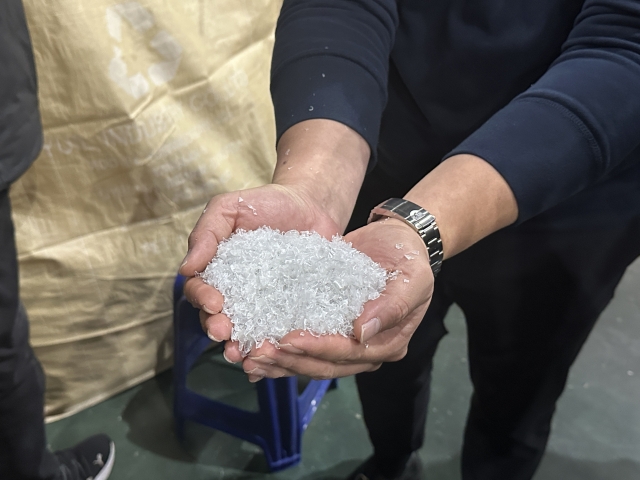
[248,374,264,383]
[222,350,236,364]
[207,331,223,342]
[251,355,276,365]
[202,304,216,315]
[246,367,267,377]
[180,252,190,268]
[278,343,304,354]
[360,317,381,344]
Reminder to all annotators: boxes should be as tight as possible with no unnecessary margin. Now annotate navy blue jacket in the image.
[271,0,640,226]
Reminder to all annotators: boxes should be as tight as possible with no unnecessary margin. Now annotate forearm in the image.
[404,154,518,259]
[272,119,370,232]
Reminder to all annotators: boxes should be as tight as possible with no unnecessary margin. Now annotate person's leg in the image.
[0,188,115,480]
[444,220,640,480]
[355,285,451,477]
[0,188,59,479]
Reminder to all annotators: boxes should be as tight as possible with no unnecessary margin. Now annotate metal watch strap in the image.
[367,198,444,276]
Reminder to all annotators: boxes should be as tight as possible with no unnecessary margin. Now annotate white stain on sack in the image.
[106,1,183,99]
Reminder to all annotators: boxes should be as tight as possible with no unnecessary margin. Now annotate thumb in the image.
[353,270,433,344]
[179,195,237,277]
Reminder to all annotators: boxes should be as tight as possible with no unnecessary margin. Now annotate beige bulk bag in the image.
[11,0,280,420]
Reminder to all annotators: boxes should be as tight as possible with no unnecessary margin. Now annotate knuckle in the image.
[390,297,412,322]
[195,282,217,304]
[387,347,409,362]
[193,284,207,302]
[339,347,357,363]
[349,351,362,363]
[313,365,336,380]
[186,279,199,293]
[368,363,382,372]
[187,285,203,306]
[272,351,293,369]
[187,230,198,249]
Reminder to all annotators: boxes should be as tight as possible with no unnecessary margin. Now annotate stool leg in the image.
[274,377,300,462]
[255,378,303,471]
[256,379,283,469]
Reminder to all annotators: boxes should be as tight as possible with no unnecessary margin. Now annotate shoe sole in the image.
[94,442,115,480]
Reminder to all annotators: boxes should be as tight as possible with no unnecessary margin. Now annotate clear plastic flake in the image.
[200,227,390,353]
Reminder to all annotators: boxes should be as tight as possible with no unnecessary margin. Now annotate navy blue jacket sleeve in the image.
[447,0,640,222]
[271,0,640,224]
[270,0,397,155]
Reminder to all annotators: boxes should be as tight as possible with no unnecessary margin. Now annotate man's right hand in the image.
[180,119,371,348]
[179,183,342,344]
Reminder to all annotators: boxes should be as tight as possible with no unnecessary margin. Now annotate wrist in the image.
[404,154,518,258]
[368,198,443,277]
[272,119,369,231]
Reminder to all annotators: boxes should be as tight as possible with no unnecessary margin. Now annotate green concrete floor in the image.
[46,259,640,479]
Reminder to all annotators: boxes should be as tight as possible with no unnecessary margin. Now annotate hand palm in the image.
[180,184,341,346]
[185,184,341,272]
[343,220,434,350]
[223,184,340,239]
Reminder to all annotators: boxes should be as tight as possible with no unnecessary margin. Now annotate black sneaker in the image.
[54,434,115,480]
[347,452,423,480]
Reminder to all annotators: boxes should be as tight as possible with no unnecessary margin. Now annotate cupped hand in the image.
[235,217,435,382]
[179,184,341,345]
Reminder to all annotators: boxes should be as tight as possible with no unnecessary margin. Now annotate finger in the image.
[223,341,244,364]
[242,358,292,382]
[246,334,365,366]
[246,346,370,379]
[275,331,365,363]
[270,312,421,364]
[248,350,381,380]
[179,195,237,275]
[352,269,432,344]
[342,222,434,344]
[183,277,224,314]
[199,309,208,332]
[244,339,307,366]
[203,313,233,343]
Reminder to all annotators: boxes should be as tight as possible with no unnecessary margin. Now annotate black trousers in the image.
[0,188,58,479]
[347,168,640,480]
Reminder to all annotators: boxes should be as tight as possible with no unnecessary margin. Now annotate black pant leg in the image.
[444,221,640,480]
[356,286,451,476]
[0,188,58,480]
[350,64,640,475]
[347,168,452,476]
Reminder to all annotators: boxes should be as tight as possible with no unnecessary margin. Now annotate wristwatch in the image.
[367,198,444,276]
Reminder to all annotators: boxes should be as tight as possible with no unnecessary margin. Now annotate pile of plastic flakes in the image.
[200,227,389,353]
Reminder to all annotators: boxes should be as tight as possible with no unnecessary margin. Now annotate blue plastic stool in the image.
[172,275,337,471]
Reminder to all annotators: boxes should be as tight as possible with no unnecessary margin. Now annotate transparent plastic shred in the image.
[200,227,391,353]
